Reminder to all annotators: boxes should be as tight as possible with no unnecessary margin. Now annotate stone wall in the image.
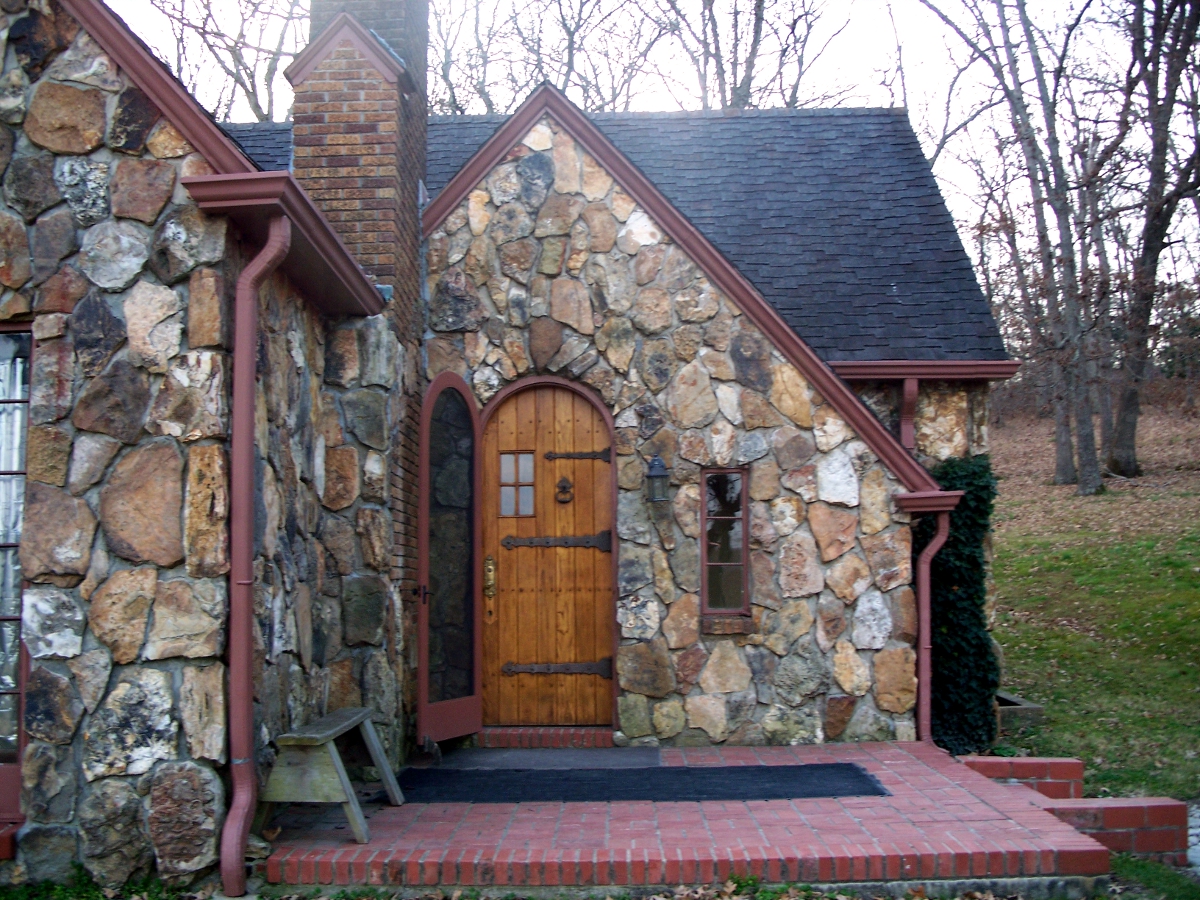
[0,2,407,883]
[253,273,409,776]
[288,30,424,716]
[855,380,990,463]
[424,116,921,747]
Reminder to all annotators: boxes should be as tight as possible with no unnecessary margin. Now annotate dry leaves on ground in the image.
[990,411,1200,544]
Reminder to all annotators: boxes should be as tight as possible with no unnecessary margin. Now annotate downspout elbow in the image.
[221,215,291,897]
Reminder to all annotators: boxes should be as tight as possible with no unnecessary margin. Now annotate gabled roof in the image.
[423,85,943,493]
[427,108,1008,364]
[283,11,416,94]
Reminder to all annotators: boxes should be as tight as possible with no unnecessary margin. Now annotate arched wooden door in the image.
[417,373,483,746]
[481,380,615,726]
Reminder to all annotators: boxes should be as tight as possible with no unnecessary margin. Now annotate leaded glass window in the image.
[0,332,29,763]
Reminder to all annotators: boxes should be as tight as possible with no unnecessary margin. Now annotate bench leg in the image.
[326,743,370,843]
[359,719,405,806]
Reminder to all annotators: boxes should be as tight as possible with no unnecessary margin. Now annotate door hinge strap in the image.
[502,657,612,678]
[544,448,611,463]
[500,529,612,552]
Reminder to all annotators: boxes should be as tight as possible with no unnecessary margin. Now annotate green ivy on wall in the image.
[913,454,1000,755]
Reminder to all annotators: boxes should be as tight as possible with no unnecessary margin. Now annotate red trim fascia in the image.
[284,12,415,94]
[895,490,964,513]
[183,172,383,318]
[698,468,751,617]
[56,0,254,175]
[221,215,292,898]
[832,360,1022,380]
[480,375,620,724]
[417,372,484,745]
[424,86,940,494]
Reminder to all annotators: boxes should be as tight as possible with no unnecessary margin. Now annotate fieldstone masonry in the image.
[424,116,928,748]
[0,1,408,886]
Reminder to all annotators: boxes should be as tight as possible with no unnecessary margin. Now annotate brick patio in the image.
[259,741,1110,889]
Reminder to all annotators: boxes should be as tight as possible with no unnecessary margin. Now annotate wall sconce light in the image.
[646,454,670,502]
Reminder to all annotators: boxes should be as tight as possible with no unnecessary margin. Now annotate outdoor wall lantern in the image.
[646,454,671,502]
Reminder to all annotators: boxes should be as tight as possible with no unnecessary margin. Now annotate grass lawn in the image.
[991,530,1200,798]
[989,412,1200,802]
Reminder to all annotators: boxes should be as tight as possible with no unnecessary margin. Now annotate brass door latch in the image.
[483,554,497,624]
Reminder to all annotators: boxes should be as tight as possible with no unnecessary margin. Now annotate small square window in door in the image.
[499,452,535,516]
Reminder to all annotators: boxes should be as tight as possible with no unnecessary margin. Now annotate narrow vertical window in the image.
[498,452,534,516]
[0,332,29,763]
[701,469,749,615]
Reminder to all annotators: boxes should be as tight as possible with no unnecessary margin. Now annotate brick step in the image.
[477,726,615,748]
[961,755,1084,799]
[963,756,1188,866]
[1034,797,1189,866]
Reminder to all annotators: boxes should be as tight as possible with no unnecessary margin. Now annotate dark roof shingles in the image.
[219,122,294,172]
[227,110,1009,362]
[429,109,1006,362]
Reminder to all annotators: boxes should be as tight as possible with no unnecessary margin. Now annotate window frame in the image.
[699,466,752,617]
[0,321,31,825]
[497,450,536,517]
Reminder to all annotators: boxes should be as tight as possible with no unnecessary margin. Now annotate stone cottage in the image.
[0,0,1016,891]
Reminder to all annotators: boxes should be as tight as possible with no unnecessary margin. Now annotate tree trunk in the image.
[1110,379,1143,476]
[1074,373,1104,495]
[1096,367,1115,462]
[1053,369,1077,484]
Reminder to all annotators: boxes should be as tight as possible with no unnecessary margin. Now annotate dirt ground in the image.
[988,410,1200,542]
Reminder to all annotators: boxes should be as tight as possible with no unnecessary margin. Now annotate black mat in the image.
[397,763,887,803]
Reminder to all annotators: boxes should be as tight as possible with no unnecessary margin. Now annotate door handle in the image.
[483,555,497,597]
[483,555,497,623]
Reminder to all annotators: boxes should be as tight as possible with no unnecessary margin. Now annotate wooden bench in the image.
[261,707,404,843]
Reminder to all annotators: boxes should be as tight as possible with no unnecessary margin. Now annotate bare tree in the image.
[652,0,851,109]
[430,0,669,114]
[918,0,1126,494]
[119,0,307,121]
[1106,0,1200,475]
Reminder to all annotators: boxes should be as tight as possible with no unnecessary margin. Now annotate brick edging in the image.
[961,756,1189,865]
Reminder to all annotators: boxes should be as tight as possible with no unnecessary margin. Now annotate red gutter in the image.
[832,360,1021,380]
[895,490,963,742]
[221,215,292,897]
[183,173,383,318]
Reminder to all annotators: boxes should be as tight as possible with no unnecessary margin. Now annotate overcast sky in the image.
[107,0,1013,227]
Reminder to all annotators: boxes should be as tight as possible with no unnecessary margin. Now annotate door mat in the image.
[397,763,888,803]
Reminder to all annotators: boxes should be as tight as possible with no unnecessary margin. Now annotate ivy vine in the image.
[913,453,1000,755]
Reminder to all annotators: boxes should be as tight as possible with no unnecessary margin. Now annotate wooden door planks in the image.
[481,384,614,726]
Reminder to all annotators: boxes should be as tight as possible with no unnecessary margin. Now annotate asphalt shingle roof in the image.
[220,122,294,172]
[226,110,1009,362]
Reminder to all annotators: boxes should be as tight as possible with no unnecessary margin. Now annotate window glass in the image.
[702,469,747,614]
[706,517,743,563]
[427,388,475,704]
[499,449,535,516]
[0,332,29,764]
[706,565,744,610]
[706,471,742,517]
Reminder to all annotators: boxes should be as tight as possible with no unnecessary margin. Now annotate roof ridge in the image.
[429,107,908,124]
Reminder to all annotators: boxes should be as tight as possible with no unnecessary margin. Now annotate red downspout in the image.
[221,215,292,897]
[895,491,962,743]
[915,510,951,742]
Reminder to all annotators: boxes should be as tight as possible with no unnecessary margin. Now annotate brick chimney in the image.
[288,0,426,347]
